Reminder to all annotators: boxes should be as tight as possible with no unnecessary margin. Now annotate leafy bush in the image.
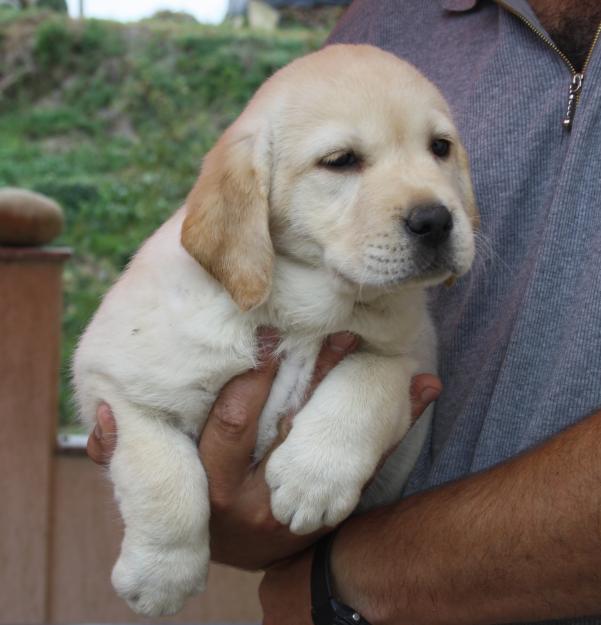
[38,0,67,13]
[33,17,125,72]
[33,17,71,66]
[148,10,198,24]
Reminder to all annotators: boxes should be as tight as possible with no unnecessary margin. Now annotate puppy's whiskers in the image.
[474,231,505,271]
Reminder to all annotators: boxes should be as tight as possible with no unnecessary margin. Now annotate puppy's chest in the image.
[263,260,427,356]
[254,336,322,458]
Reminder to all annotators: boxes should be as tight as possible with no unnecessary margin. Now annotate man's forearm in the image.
[332,410,601,625]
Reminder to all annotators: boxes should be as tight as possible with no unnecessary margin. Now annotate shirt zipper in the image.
[494,0,601,130]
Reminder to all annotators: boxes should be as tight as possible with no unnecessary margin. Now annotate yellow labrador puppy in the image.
[73,44,477,617]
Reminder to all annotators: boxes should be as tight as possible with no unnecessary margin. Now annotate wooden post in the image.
[0,246,70,624]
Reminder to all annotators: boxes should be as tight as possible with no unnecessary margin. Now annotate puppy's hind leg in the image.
[107,400,209,617]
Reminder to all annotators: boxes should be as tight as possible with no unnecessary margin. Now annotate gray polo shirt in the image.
[330,2,601,614]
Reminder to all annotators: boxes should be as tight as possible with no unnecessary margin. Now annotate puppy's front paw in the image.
[112,542,209,617]
[266,440,363,535]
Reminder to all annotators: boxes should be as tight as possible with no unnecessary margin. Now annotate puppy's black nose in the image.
[405,204,453,247]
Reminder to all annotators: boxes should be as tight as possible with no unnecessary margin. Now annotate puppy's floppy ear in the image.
[456,142,480,230]
[181,119,273,311]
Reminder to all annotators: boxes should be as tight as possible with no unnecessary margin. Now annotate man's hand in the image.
[87,330,442,571]
[201,330,361,569]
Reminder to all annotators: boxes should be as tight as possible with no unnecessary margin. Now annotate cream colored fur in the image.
[73,44,476,617]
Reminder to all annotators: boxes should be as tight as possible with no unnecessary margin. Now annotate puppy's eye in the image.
[320,151,361,170]
[430,138,451,159]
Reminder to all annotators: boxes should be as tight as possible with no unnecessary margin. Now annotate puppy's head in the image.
[182,44,477,310]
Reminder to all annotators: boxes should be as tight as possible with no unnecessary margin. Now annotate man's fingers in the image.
[86,403,117,465]
[255,332,358,463]
[410,373,442,419]
[201,330,280,497]
[306,332,358,396]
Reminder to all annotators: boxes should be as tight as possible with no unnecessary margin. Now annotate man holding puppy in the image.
[89,0,601,623]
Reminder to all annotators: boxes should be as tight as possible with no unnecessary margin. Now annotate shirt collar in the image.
[441,0,544,34]
[441,0,479,11]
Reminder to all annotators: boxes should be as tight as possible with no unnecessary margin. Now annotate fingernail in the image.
[420,387,440,406]
[327,332,358,353]
[96,405,114,437]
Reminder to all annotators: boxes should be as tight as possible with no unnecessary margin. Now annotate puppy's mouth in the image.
[408,251,462,282]
[353,248,461,288]
[375,266,453,288]
[330,260,454,291]
[325,234,474,291]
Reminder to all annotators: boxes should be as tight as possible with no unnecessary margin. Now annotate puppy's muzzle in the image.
[404,204,453,248]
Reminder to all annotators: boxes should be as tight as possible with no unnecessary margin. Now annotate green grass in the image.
[0,11,326,427]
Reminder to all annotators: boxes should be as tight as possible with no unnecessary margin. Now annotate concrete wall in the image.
[0,246,262,624]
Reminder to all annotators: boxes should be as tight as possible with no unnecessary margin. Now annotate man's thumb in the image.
[200,351,279,496]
